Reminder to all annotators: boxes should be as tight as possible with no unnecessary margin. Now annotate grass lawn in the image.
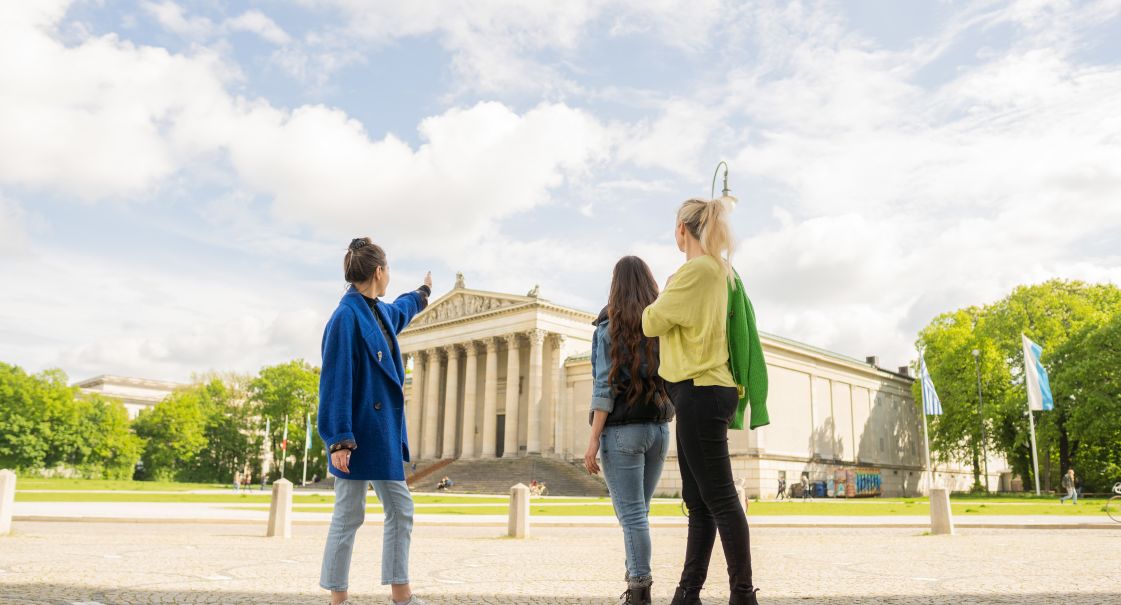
[17,492,336,504]
[13,479,1113,517]
[254,500,1115,517]
[16,478,228,491]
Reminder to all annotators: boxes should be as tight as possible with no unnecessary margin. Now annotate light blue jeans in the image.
[600,422,670,586]
[320,478,413,590]
[1060,487,1078,504]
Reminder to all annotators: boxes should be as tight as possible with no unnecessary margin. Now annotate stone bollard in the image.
[0,469,15,536]
[929,487,954,535]
[508,483,530,538]
[267,478,293,538]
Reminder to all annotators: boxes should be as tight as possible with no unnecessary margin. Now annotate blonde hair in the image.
[677,198,735,279]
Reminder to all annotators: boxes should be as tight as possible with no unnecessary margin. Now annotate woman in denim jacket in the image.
[584,256,674,605]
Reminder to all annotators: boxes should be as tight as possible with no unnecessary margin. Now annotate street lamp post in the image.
[710,161,739,207]
[972,349,990,492]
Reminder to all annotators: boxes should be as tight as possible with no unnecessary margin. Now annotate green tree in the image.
[915,280,1121,490]
[1050,313,1121,491]
[72,395,143,479]
[0,362,142,478]
[249,360,321,481]
[0,363,69,470]
[133,387,208,481]
[178,376,258,483]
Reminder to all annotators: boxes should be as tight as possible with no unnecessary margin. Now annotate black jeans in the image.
[669,379,753,596]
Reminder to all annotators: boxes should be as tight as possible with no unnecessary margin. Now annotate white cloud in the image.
[296,0,733,94]
[4,0,1121,381]
[142,1,292,46]
[224,10,292,45]
[0,4,614,260]
[0,196,30,257]
[141,0,214,39]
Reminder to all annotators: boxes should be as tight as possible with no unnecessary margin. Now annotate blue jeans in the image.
[1060,487,1078,504]
[320,478,413,590]
[600,422,670,586]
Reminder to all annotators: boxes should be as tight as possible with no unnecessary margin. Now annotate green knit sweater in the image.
[727,271,769,430]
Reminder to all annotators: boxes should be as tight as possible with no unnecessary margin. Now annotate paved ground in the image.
[2,521,1119,604]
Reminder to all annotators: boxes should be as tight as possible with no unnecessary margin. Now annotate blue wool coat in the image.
[318,286,425,481]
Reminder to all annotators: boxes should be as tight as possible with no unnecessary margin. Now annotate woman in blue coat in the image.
[318,237,432,605]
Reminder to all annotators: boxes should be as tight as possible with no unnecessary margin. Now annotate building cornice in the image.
[73,375,186,390]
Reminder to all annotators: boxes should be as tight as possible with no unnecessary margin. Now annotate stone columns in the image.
[526,329,545,454]
[502,334,521,458]
[406,352,424,458]
[460,342,479,458]
[441,344,461,459]
[547,335,565,455]
[421,348,441,459]
[481,338,500,458]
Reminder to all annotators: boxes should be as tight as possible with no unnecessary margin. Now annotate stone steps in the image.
[412,456,608,497]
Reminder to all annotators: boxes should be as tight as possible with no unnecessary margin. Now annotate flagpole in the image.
[921,394,933,493]
[261,417,271,490]
[1026,402,1041,496]
[281,414,289,481]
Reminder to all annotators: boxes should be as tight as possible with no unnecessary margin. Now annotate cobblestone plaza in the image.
[2,521,1118,604]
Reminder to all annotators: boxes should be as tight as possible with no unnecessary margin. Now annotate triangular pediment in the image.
[409,289,537,328]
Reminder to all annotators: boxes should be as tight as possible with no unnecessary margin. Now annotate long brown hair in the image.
[607,256,661,406]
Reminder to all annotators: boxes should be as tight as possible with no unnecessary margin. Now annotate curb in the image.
[14,515,1121,530]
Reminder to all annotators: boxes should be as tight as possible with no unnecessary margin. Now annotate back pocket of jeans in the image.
[612,427,647,454]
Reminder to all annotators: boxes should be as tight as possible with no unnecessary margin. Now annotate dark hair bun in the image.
[344,237,386,285]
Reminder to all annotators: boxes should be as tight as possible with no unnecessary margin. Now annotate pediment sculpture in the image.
[413,294,521,326]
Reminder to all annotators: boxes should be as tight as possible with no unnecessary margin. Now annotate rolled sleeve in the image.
[590,324,615,414]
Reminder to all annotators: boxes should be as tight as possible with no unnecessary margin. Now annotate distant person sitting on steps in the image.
[436,476,453,491]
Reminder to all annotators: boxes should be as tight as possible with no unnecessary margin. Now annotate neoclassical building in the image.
[74,375,184,419]
[399,276,1004,497]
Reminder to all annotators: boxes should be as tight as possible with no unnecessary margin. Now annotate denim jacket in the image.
[590,307,673,426]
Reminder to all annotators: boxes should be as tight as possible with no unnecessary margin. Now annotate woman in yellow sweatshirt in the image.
[642,198,758,605]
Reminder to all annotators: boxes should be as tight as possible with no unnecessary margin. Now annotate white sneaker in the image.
[394,597,429,605]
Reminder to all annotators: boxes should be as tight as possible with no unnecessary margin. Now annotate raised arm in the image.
[386,272,434,334]
[641,263,702,337]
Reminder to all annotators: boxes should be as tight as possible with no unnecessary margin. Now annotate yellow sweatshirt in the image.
[641,255,736,387]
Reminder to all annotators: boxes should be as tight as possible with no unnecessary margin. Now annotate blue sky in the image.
[2,0,1120,382]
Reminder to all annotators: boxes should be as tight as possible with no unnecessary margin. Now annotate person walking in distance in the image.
[643,198,763,605]
[584,256,674,605]
[318,237,432,605]
[1059,468,1078,505]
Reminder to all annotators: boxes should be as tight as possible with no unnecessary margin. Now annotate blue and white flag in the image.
[919,355,943,415]
[1022,334,1054,411]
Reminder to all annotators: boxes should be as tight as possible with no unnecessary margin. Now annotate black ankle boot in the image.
[729,588,760,605]
[669,586,702,605]
[620,584,652,605]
